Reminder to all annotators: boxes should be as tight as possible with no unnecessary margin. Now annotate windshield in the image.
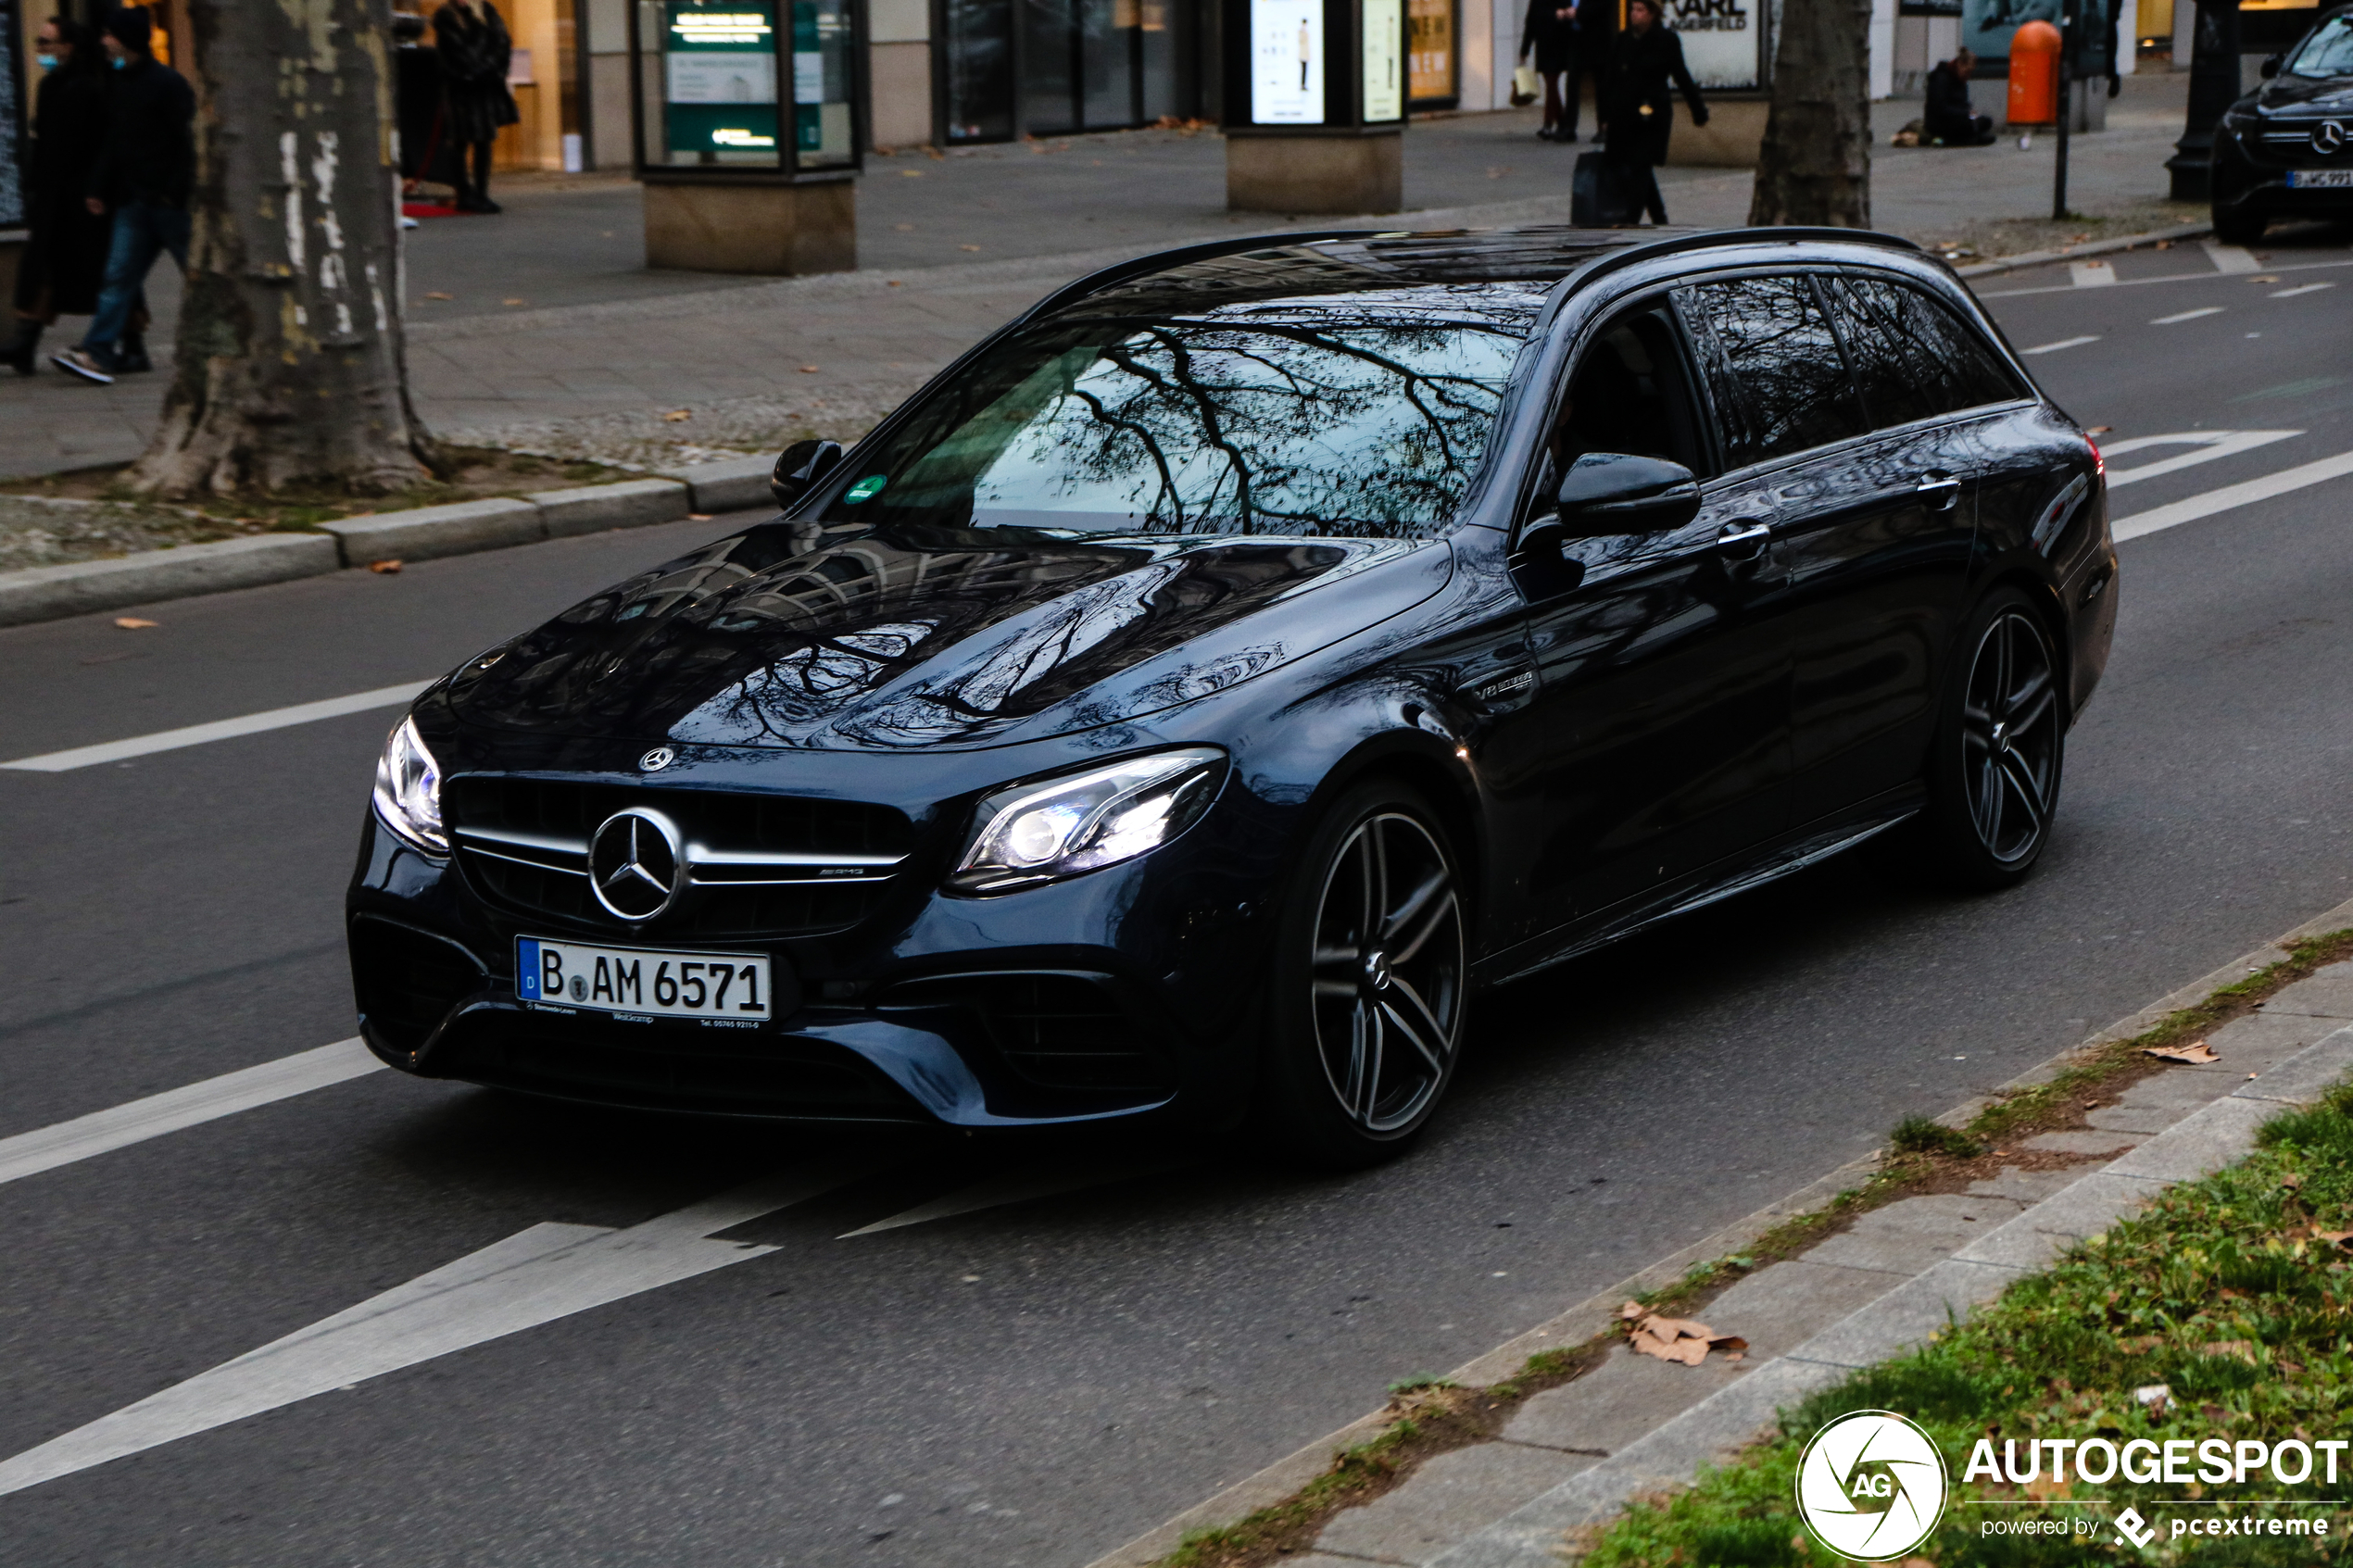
[815,283,1542,539]
[2287,15,2353,76]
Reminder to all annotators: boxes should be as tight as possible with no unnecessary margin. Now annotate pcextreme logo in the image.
[1794,1411,1950,1561]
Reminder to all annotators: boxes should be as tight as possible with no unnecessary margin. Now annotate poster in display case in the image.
[1252,0,1326,123]
[633,0,862,175]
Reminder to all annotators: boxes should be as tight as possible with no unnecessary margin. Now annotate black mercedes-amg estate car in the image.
[2213,5,2353,241]
[349,225,2116,1164]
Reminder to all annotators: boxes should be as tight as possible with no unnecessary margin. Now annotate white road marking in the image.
[2069,260,2117,287]
[2102,429,2303,488]
[2113,448,2353,542]
[2024,335,2100,355]
[0,1039,383,1188]
[2149,307,2224,325]
[839,1160,1190,1238]
[1978,256,2353,300]
[1,682,431,772]
[2203,242,2262,273]
[0,1164,887,1498]
[2271,282,2336,299]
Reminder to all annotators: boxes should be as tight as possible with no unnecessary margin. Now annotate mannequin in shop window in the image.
[433,0,520,213]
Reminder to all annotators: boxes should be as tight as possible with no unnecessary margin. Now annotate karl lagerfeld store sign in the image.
[1658,0,1766,93]
[1795,1411,2345,1560]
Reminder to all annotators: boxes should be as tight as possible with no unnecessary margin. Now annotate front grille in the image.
[429,1020,924,1119]
[351,917,487,1053]
[880,972,1176,1096]
[446,776,913,937]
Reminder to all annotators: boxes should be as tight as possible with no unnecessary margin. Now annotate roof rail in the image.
[1560,225,1928,294]
[1016,229,1394,324]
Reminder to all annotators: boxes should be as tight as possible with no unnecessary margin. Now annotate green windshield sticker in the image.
[845,474,887,503]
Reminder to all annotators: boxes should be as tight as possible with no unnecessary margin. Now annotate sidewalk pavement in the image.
[1088,935,2353,1568]
[0,73,2196,482]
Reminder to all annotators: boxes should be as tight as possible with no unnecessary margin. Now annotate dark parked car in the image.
[350,226,2116,1165]
[2213,6,2353,242]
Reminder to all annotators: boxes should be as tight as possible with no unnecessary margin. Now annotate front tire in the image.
[2212,204,2267,245]
[1900,590,2067,890]
[1253,781,1468,1168]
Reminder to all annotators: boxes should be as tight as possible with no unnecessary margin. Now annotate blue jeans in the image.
[82,200,192,354]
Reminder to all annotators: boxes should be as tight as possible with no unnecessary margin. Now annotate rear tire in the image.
[1252,781,1468,1169]
[1893,589,2067,891]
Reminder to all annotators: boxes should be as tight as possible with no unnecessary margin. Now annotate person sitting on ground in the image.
[1924,48,1995,145]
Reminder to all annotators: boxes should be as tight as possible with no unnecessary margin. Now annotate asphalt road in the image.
[4,225,2352,1567]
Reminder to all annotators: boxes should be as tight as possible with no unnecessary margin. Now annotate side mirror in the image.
[2260,53,2282,78]
[771,439,844,510]
[1554,452,1702,536]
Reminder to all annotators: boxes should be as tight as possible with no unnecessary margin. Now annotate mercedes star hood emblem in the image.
[588,807,686,922]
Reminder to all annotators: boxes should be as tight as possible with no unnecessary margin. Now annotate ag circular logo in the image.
[588,807,686,922]
[639,746,677,772]
[1794,1411,1948,1562]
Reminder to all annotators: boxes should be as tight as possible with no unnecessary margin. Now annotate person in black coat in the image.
[1518,0,1589,143]
[3,17,112,375]
[433,0,521,213]
[1595,0,1707,224]
[51,6,195,384]
[1923,48,1994,144]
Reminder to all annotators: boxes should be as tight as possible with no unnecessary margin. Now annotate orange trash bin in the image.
[2007,19,2062,127]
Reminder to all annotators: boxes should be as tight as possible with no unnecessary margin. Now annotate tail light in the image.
[2086,433,2105,479]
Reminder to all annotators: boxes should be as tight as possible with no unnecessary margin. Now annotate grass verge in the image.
[1149,931,2353,1568]
[1579,1076,2353,1565]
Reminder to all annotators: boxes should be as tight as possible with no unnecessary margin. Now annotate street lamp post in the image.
[2165,0,2244,201]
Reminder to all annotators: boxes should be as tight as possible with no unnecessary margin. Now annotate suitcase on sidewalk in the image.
[1571,151,1633,227]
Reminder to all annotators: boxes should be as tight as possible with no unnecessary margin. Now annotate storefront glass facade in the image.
[943,0,1199,142]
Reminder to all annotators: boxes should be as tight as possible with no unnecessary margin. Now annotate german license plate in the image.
[2289,169,2353,188]
[516,936,772,1022]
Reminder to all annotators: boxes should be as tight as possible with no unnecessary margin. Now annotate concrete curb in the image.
[1956,220,2214,281]
[1081,888,2353,1568]
[0,460,774,629]
[1427,1021,2353,1568]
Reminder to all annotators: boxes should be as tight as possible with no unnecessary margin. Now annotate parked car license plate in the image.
[516,936,772,1022]
[2289,169,2353,188]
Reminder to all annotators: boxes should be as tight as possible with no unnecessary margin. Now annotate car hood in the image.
[440,523,1453,751]
[2257,76,2353,113]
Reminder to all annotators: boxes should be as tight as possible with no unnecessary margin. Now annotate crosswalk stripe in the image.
[2113,448,2353,543]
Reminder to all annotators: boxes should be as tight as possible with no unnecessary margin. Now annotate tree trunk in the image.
[128,0,437,499]
[1746,0,1873,228]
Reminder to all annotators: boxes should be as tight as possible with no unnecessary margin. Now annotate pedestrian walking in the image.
[1595,0,1707,225]
[49,6,194,386]
[1518,0,1587,142]
[432,0,520,214]
[2,17,112,375]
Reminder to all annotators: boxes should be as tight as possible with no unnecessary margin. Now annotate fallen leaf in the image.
[112,617,158,629]
[2250,274,2280,283]
[1618,1301,1646,1321]
[366,558,403,574]
[888,280,903,286]
[663,409,692,421]
[2145,1039,2219,1064]
[2282,1172,2303,1189]
[960,244,983,251]
[425,290,455,300]
[799,365,821,373]
[893,222,916,231]
[2156,239,2173,249]
[2280,1360,2305,1374]
[900,168,925,177]
[2117,1334,2164,1352]
[2200,1340,2256,1362]
[2316,1229,2353,1248]
[502,297,526,306]
[925,144,944,159]
[2087,424,2113,433]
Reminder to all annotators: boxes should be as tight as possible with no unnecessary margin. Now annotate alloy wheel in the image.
[1960,609,2060,865]
[1307,812,1465,1133]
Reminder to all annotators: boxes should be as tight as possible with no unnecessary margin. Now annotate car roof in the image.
[1028,226,1929,325]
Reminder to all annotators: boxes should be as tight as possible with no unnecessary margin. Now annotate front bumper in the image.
[2213,130,2353,216]
[346,805,1275,1128]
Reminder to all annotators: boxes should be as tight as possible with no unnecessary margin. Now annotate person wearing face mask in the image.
[1,18,112,375]
[432,0,521,214]
[50,6,195,385]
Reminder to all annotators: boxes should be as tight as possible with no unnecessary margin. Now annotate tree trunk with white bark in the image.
[1747,0,1874,228]
[128,0,437,498]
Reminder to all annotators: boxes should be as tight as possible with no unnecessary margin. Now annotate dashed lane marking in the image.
[2271,282,2336,299]
[2102,430,2303,489]
[1977,255,2353,299]
[2150,307,2225,325]
[0,1039,382,1188]
[1,682,431,771]
[2113,447,2353,543]
[2024,335,2100,355]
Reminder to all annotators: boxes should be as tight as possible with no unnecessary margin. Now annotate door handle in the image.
[1715,519,1771,561]
[1916,473,1963,512]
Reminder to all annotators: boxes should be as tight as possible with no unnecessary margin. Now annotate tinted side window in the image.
[1678,277,1868,470]
[1828,275,2023,426]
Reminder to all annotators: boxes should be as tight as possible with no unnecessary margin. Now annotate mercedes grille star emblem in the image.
[2316,119,2347,156]
[588,808,686,922]
[639,746,677,771]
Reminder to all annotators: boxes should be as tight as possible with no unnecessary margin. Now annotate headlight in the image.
[372,715,447,853]
[948,747,1227,895]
